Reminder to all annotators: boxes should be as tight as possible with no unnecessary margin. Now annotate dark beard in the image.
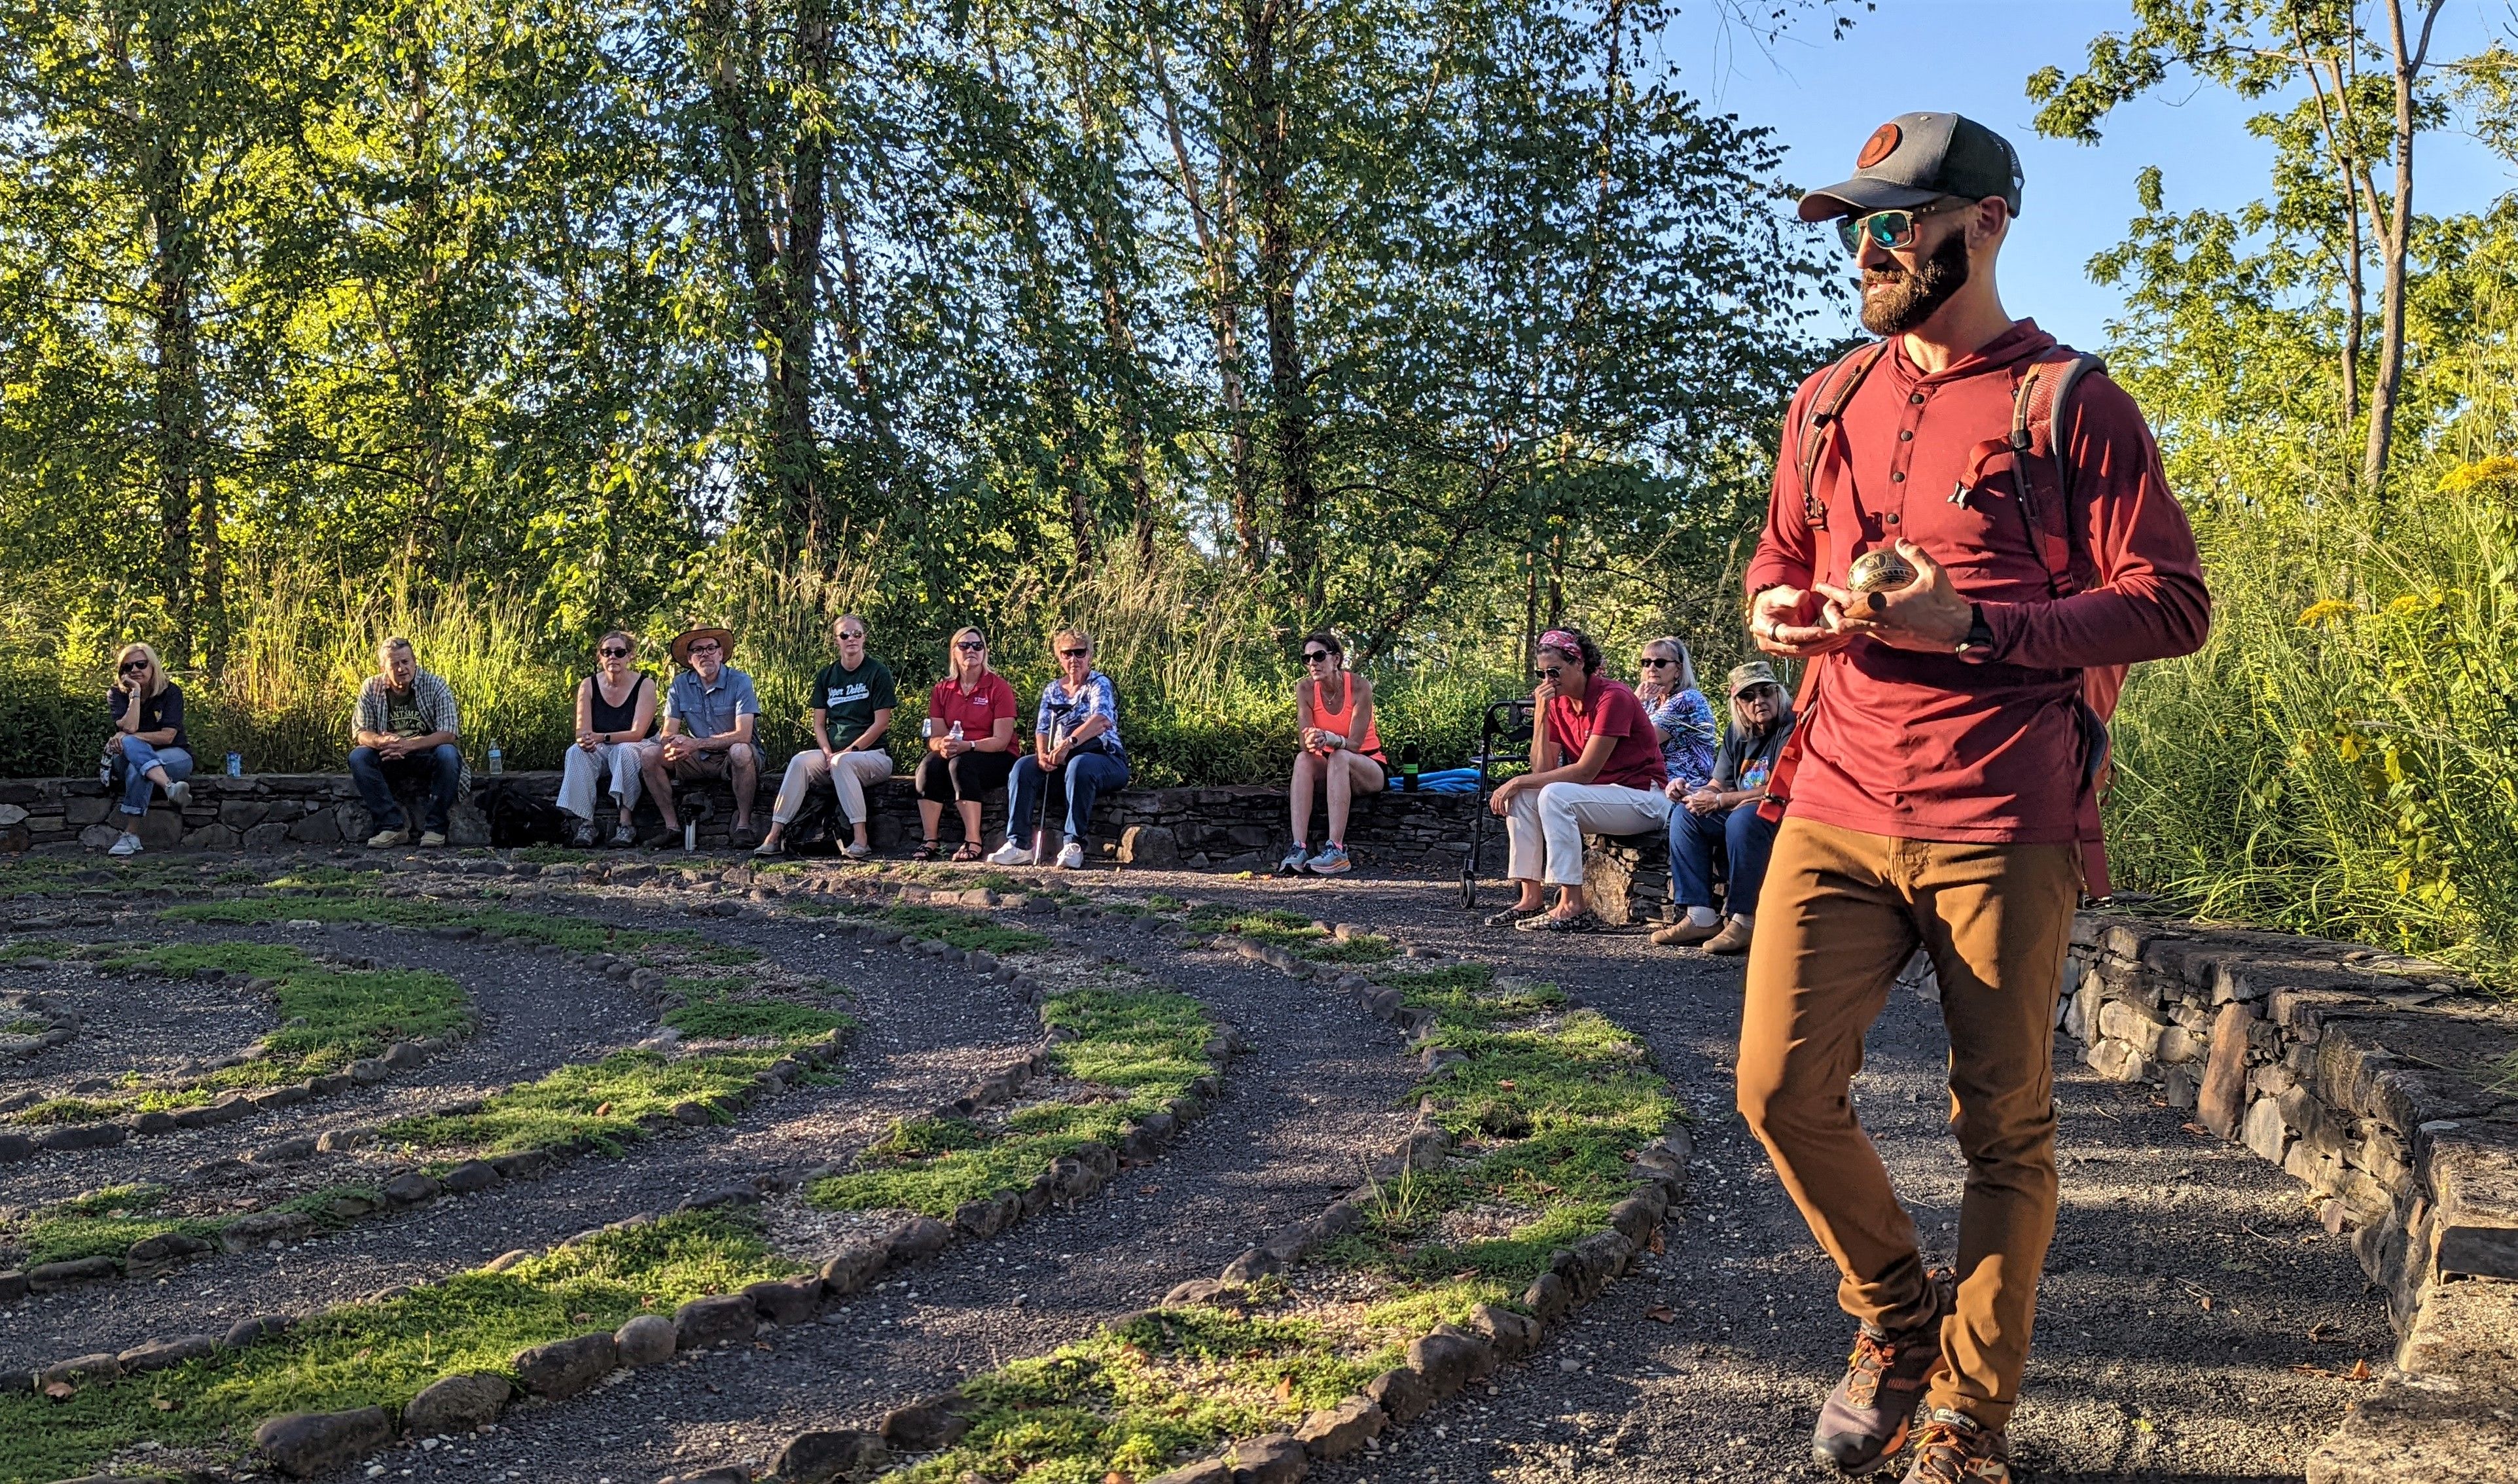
[1860,230,1970,336]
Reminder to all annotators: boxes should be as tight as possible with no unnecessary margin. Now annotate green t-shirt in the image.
[384,689,427,737]
[812,657,896,746]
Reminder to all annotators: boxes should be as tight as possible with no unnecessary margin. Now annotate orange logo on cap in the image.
[1856,123,1901,169]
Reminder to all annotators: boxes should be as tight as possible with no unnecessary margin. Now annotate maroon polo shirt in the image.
[1744,320,2210,845]
[1545,676,1666,791]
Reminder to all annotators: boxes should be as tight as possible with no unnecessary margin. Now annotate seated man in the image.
[638,625,762,848]
[1653,660,1797,955]
[757,614,895,858]
[349,636,466,848]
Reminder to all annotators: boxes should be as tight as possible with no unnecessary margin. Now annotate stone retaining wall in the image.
[2044,913,2518,1481]
[0,771,1500,876]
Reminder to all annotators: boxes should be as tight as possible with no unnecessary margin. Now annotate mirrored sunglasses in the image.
[1836,198,1969,256]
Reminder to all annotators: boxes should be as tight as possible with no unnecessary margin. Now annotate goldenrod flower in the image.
[2296,599,2356,628]
[2436,455,2518,495]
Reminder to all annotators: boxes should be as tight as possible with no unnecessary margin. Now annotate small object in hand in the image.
[1847,547,1917,610]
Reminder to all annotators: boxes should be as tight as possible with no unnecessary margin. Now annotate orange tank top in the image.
[1310,672,1384,761]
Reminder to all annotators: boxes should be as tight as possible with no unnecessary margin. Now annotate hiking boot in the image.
[1307,844,1354,876]
[1279,843,1313,875]
[569,818,598,849]
[1651,917,1721,947]
[1812,1277,1954,1474]
[1901,1409,2010,1484]
[1704,917,1755,955]
[609,823,638,849]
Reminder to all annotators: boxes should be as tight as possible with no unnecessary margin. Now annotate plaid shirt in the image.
[352,669,471,792]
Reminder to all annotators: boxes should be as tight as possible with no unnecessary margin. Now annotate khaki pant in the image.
[1737,817,2080,1430]
[772,747,893,826]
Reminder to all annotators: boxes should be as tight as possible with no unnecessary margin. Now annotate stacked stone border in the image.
[2049,911,2518,1483]
[0,947,473,1171]
[725,898,1691,1484]
[1,870,1239,1483]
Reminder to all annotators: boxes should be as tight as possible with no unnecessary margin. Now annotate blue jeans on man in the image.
[115,735,194,817]
[1007,750,1130,847]
[349,743,462,834]
[1669,800,1779,917]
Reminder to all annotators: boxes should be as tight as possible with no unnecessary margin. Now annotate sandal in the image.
[951,843,984,862]
[912,840,941,861]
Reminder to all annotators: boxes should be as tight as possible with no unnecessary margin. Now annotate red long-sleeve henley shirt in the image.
[1744,320,2211,845]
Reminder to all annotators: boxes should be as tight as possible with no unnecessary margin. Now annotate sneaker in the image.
[610,823,638,849]
[1482,904,1545,928]
[1704,917,1755,955]
[164,779,191,809]
[1054,841,1085,870]
[987,839,1036,868]
[1307,844,1354,876]
[1517,909,1603,933]
[569,818,598,849]
[367,827,410,849]
[1651,917,1722,947]
[1279,843,1313,875]
[1812,1277,1953,1474]
[1900,1410,2010,1483]
[107,831,143,857]
[418,830,447,847]
[842,839,873,860]
[642,826,684,849]
[751,836,782,858]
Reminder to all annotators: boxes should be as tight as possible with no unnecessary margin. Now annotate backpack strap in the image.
[2009,352,2106,595]
[1794,340,1894,531]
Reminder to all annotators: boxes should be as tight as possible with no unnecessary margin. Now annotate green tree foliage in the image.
[0,0,1850,779]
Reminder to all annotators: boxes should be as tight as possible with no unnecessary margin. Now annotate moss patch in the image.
[809,983,1209,1218]
[0,1210,793,1484]
[161,894,753,963]
[878,903,1051,956]
[1187,904,1396,964]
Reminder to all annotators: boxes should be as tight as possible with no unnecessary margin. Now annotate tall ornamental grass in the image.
[2106,456,2518,978]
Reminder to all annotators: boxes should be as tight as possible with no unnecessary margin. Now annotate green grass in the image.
[876,903,1050,956]
[809,983,1210,1217]
[161,894,754,963]
[0,855,264,898]
[3,1182,393,1269]
[1187,904,1396,964]
[1,1015,45,1034]
[380,1043,802,1159]
[0,1209,795,1484]
[662,995,854,1042]
[884,1308,1390,1484]
[6,943,471,1126]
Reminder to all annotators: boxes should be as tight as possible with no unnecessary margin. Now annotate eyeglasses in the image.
[1740,684,1780,701]
[956,639,987,652]
[1837,198,1971,256]
[1302,651,1333,663]
[687,643,721,656]
[1638,656,1674,669]
[1537,666,1564,680]
[118,660,151,673]
[838,630,867,642]
[598,646,630,658]
[1059,647,1090,658]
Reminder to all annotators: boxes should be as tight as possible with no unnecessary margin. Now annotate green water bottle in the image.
[1400,742,1420,792]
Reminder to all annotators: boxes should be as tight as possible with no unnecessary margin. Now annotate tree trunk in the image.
[1244,0,1318,596]
[2362,0,2447,497]
[1152,43,1260,570]
[143,9,202,672]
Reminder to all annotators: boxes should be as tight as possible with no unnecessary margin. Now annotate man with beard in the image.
[1738,113,2210,1483]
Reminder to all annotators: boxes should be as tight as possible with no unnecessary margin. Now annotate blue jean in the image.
[114,735,193,817]
[1670,800,1780,915]
[1006,751,1130,846]
[349,743,462,832]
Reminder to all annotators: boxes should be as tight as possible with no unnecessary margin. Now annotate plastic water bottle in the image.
[225,752,242,778]
[948,720,965,744]
[487,742,504,777]
[683,820,696,853]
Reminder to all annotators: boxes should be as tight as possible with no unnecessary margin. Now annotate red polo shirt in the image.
[1545,676,1666,791]
[927,673,1018,741]
[1744,320,2210,845]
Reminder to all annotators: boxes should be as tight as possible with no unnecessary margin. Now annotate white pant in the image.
[1505,781,1672,886]
[557,742,645,822]
[772,748,894,825]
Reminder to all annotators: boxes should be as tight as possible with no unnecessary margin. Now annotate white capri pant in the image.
[772,748,895,825]
[1505,781,1673,886]
[557,743,645,821]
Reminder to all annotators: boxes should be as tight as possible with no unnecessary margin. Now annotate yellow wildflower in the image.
[2295,599,2356,628]
[2436,455,2518,495]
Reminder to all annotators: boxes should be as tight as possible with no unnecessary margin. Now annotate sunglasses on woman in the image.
[1302,650,1333,663]
[1638,656,1674,669]
[119,660,151,673]
[1059,646,1090,658]
[956,639,987,652]
[598,646,630,658]
[1836,198,1970,256]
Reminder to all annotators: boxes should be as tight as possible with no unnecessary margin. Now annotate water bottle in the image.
[948,720,965,745]
[225,752,242,778]
[1400,741,1421,792]
[98,753,114,787]
[487,742,504,777]
[683,820,696,853]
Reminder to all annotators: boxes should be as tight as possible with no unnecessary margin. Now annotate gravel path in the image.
[1074,868,2392,1484]
[371,925,1422,1484]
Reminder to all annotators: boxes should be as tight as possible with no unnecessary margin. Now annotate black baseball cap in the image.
[1797,111,2024,222]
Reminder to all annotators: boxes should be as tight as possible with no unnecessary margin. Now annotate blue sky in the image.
[1657,0,2518,350]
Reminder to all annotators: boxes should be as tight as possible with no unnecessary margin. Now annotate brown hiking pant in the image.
[1737,817,2081,1430]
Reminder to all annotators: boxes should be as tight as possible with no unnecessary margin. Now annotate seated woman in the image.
[1652,661,1797,955]
[1486,627,1669,931]
[759,614,895,858]
[99,643,192,857]
[913,626,1020,860]
[990,629,1128,870]
[1281,630,1384,877]
[560,631,658,849]
[1635,635,1718,793]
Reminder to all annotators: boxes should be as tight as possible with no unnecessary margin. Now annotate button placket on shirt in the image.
[1885,386,1928,532]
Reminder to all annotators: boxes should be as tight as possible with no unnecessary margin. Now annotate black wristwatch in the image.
[1954,603,1995,659]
